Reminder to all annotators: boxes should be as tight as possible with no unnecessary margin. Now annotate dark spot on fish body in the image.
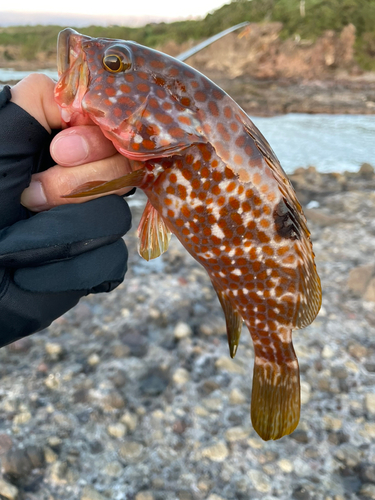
[273,199,301,240]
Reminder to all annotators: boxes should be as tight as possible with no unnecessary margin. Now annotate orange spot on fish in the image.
[138,72,149,80]
[150,60,166,69]
[231,212,242,225]
[225,167,235,179]
[156,88,166,99]
[208,101,219,117]
[234,154,244,165]
[169,67,180,77]
[155,113,173,125]
[194,91,207,102]
[169,127,185,138]
[103,99,113,106]
[118,96,135,107]
[178,116,192,126]
[212,186,221,196]
[170,173,177,183]
[229,197,240,210]
[114,107,122,117]
[217,123,230,142]
[235,136,246,148]
[181,206,191,218]
[226,182,236,193]
[180,97,191,106]
[178,185,187,200]
[125,74,134,82]
[137,83,150,93]
[120,84,131,93]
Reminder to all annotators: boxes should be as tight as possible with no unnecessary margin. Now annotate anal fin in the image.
[62,168,147,198]
[213,284,243,358]
[137,200,172,261]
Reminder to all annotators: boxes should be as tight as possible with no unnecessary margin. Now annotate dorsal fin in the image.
[213,283,243,358]
[137,200,172,261]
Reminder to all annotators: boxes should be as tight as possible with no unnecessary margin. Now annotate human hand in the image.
[13,74,133,212]
[0,76,132,346]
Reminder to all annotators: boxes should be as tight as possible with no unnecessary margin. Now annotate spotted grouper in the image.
[55,28,322,440]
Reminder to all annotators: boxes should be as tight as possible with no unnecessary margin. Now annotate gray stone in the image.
[2,448,33,478]
[139,368,169,396]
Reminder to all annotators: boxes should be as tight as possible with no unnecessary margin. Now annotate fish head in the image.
[55,29,205,160]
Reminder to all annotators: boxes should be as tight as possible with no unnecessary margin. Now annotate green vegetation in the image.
[0,0,374,69]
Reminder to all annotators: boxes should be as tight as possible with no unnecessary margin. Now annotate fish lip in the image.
[57,28,80,76]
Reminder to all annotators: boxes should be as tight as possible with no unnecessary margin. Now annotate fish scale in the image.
[55,28,322,441]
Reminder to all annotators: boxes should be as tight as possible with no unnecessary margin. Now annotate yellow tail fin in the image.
[251,358,300,441]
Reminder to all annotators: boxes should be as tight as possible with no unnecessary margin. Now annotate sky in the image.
[1,0,229,23]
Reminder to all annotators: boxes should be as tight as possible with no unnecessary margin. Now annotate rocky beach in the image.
[0,165,373,499]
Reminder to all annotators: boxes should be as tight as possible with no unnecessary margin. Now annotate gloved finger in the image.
[0,268,84,348]
[0,93,51,229]
[13,239,127,294]
[21,153,134,212]
[0,195,131,268]
[50,126,117,167]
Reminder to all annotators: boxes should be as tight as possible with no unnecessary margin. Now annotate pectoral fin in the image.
[213,284,243,358]
[137,200,172,261]
[62,168,147,198]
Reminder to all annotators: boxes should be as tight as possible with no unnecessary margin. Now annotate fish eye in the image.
[103,45,132,73]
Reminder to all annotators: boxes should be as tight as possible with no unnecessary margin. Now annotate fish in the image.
[55,28,322,441]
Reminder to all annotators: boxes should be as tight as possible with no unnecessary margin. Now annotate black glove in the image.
[0,86,132,347]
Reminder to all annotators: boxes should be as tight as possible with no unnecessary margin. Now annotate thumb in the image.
[10,74,62,133]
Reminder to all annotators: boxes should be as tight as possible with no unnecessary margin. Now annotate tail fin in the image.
[251,356,300,441]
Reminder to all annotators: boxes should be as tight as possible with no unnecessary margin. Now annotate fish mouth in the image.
[57,28,79,76]
[55,28,91,125]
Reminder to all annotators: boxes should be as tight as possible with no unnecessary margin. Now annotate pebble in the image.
[172,368,190,385]
[365,393,375,416]
[103,461,123,477]
[201,441,229,462]
[120,411,138,432]
[13,411,31,425]
[207,495,226,500]
[0,479,19,500]
[323,415,342,431]
[45,342,64,361]
[81,485,108,500]
[43,446,58,465]
[87,353,100,366]
[174,322,193,339]
[118,441,144,462]
[248,469,272,493]
[360,484,375,499]
[225,426,250,442]
[300,381,311,405]
[215,357,245,374]
[278,459,294,473]
[107,423,127,439]
[229,387,247,404]
[135,493,155,500]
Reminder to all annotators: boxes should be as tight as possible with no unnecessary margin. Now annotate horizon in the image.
[0,1,228,27]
